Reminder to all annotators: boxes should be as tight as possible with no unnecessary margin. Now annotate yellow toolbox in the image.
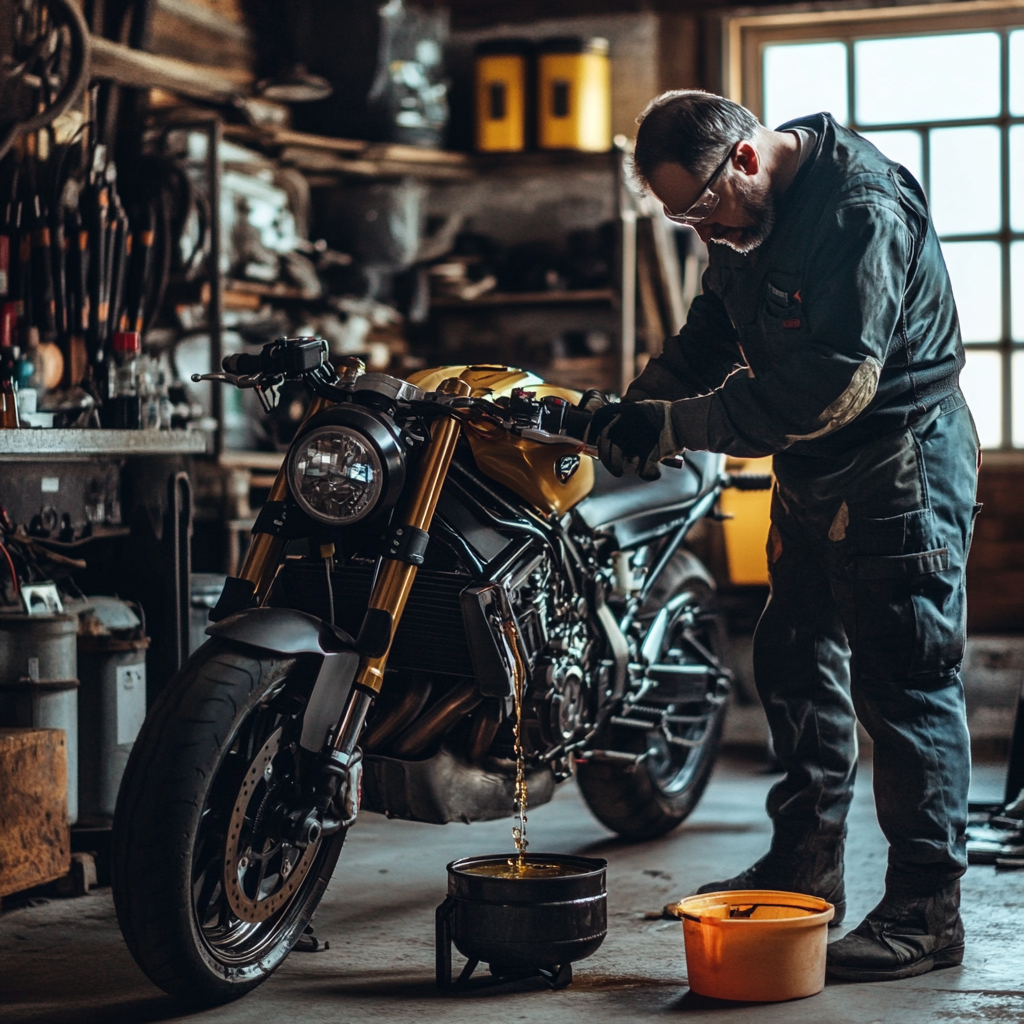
[475,40,531,153]
[720,456,774,586]
[537,37,611,152]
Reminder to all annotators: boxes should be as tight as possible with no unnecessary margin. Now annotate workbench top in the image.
[0,429,208,460]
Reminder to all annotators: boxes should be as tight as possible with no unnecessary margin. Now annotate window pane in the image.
[763,42,848,129]
[1014,352,1024,447]
[860,130,923,182]
[930,127,1001,236]
[1013,242,1024,341]
[1011,30,1024,116]
[854,33,1001,125]
[942,242,1002,342]
[961,349,1003,448]
[1011,126,1024,232]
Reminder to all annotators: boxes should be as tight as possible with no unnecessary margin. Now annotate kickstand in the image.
[294,924,329,953]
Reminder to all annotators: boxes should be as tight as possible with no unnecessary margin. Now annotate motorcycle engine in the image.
[506,552,595,755]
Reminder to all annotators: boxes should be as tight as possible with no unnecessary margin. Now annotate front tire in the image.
[112,639,344,1006]
[577,558,728,840]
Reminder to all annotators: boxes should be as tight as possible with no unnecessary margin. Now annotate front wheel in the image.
[112,639,345,1006]
[577,561,728,840]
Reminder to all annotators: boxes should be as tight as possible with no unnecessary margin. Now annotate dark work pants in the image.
[754,392,980,895]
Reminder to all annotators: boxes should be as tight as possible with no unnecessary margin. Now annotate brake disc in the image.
[223,727,320,924]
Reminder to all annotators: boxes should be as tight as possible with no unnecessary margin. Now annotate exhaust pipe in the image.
[391,680,483,759]
[361,674,433,753]
[467,699,502,762]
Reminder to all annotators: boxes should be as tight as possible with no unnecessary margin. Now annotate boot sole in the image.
[826,944,964,982]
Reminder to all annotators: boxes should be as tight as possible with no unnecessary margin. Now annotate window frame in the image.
[724,0,1024,449]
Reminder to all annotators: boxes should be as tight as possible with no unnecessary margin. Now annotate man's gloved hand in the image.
[585,400,680,480]
[577,389,610,415]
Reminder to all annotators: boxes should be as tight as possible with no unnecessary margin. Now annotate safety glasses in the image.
[663,144,736,226]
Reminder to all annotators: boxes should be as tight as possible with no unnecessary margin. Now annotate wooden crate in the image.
[0,728,71,898]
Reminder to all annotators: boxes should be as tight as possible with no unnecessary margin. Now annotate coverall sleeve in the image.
[668,196,914,457]
[624,274,744,402]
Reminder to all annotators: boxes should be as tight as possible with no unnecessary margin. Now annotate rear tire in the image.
[112,639,345,1006]
[577,561,728,840]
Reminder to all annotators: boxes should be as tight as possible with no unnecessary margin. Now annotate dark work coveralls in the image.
[627,113,981,895]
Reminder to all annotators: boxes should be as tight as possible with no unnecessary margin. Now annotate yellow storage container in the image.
[475,41,531,153]
[719,456,774,586]
[537,37,611,152]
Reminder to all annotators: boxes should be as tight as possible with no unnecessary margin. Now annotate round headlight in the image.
[288,425,385,525]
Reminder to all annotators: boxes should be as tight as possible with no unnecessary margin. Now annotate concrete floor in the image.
[1,753,1020,1024]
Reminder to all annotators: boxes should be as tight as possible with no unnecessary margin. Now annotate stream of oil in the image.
[499,614,530,876]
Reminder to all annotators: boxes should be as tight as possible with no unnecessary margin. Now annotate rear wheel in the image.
[112,639,345,1006]
[577,555,728,840]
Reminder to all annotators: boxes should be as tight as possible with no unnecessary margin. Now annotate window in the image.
[727,4,1024,448]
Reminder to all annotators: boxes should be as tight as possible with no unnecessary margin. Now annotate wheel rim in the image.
[190,681,332,965]
[641,589,726,798]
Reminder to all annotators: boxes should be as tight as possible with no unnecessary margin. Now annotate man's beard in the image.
[709,177,777,254]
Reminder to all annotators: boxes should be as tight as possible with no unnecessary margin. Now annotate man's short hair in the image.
[633,90,760,189]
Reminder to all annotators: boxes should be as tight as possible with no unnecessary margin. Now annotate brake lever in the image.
[191,371,265,389]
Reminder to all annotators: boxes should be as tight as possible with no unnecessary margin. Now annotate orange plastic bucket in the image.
[672,890,834,1002]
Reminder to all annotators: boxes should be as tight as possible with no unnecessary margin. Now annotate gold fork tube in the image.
[238,396,329,604]
[349,378,471,699]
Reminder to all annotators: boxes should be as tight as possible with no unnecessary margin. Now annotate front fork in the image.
[237,377,473,792]
[325,376,471,772]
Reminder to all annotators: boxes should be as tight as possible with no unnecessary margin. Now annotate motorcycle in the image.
[111,336,770,1005]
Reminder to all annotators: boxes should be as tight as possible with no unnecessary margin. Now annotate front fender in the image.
[207,607,360,753]
[206,607,354,655]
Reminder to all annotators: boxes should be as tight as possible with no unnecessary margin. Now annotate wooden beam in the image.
[89,35,252,103]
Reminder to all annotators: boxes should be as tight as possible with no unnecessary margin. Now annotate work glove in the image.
[577,389,610,415]
[585,400,681,480]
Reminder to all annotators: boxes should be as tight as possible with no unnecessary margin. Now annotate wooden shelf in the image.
[223,125,472,181]
[225,279,319,302]
[431,288,616,309]
[473,150,617,175]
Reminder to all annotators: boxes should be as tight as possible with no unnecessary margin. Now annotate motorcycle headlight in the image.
[288,426,385,525]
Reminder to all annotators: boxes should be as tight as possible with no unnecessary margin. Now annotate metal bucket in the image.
[78,597,150,822]
[0,613,80,824]
[436,853,607,990]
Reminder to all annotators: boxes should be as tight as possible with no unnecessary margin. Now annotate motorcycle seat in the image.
[575,451,722,542]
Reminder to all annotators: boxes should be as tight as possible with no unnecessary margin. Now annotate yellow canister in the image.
[475,40,531,153]
[537,37,611,152]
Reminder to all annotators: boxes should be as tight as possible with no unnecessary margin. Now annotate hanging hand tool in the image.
[85,147,110,374]
[126,203,155,333]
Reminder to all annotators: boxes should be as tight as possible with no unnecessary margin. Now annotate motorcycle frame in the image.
[221,367,726,782]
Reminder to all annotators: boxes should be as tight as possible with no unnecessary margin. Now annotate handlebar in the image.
[223,352,263,376]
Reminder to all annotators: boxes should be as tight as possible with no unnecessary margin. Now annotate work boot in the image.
[695,834,846,926]
[826,881,965,982]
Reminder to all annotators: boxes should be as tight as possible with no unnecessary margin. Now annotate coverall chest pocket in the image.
[760,272,805,336]
[843,508,964,685]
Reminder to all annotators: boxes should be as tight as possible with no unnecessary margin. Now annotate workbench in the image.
[0,429,207,705]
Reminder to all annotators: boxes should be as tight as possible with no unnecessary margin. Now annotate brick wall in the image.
[968,456,1024,633]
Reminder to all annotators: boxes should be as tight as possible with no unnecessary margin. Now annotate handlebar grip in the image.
[728,473,774,491]
[223,352,263,376]
[561,406,593,442]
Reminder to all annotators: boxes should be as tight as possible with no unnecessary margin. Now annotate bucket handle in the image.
[673,901,825,923]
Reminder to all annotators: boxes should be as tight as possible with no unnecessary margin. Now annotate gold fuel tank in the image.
[406,364,595,517]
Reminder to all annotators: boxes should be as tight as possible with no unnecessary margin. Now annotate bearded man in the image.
[588,91,981,981]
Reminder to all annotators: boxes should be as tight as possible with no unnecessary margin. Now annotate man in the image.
[588,91,980,982]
